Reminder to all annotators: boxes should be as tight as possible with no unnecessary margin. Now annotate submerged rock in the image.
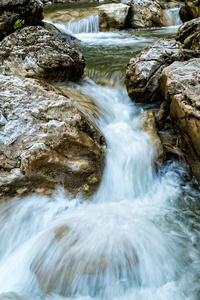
[0,75,105,199]
[0,0,43,40]
[0,26,85,82]
[127,0,171,28]
[160,59,200,182]
[125,38,183,103]
[98,3,130,31]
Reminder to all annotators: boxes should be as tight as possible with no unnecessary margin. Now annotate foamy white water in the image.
[0,6,199,300]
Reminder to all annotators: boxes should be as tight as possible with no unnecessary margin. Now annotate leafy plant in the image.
[14,19,25,30]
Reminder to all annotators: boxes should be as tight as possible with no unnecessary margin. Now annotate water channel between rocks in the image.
[0,3,200,300]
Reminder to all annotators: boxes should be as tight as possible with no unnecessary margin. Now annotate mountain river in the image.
[0,3,199,300]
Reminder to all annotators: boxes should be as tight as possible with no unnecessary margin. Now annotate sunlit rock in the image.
[127,0,171,28]
[0,26,85,82]
[98,3,130,31]
[125,38,183,103]
[0,75,105,199]
[160,59,200,182]
[0,0,43,40]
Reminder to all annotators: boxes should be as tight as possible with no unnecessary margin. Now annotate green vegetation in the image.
[14,19,25,30]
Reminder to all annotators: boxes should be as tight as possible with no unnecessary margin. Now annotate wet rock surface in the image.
[0,0,43,40]
[0,75,105,199]
[0,26,85,82]
[98,3,130,31]
[159,59,200,182]
[125,38,183,103]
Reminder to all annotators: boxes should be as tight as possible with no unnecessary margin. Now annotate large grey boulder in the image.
[0,0,43,40]
[127,0,171,28]
[125,38,183,103]
[159,59,200,182]
[98,3,130,31]
[0,26,85,82]
[0,75,105,199]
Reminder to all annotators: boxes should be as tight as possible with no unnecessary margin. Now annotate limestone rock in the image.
[185,0,200,19]
[0,26,85,82]
[125,38,183,103]
[0,75,105,199]
[0,0,43,40]
[127,0,171,28]
[179,5,191,22]
[160,59,200,182]
[98,3,130,31]
[176,17,200,50]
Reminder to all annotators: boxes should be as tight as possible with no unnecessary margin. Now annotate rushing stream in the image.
[0,3,200,300]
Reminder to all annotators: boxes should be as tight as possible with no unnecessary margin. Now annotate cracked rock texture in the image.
[0,75,105,199]
[0,26,85,82]
[0,0,43,40]
[125,38,183,103]
[176,17,200,51]
[160,59,200,182]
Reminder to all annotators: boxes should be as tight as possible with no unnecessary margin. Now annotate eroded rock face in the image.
[98,3,130,31]
[0,26,85,82]
[125,38,183,103]
[176,17,200,50]
[160,59,200,182]
[0,0,43,40]
[0,75,105,199]
[185,0,200,19]
[127,0,171,28]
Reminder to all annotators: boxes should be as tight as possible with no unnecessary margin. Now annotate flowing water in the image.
[0,4,200,300]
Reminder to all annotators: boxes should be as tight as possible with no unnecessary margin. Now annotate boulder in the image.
[176,17,200,50]
[179,5,191,22]
[98,3,130,31]
[127,0,171,28]
[0,26,85,82]
[0,75,105,199]
[0,0,43,40]
[185,0,200,19]
[160,59,200,182]
[125,38,183,103]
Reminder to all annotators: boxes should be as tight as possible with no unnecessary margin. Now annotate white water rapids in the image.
[0,6,200,300]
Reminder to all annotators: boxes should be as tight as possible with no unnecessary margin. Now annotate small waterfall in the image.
[165,7,182,26]
[65,15,99,34]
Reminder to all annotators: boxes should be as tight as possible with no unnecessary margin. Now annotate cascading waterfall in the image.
[65,15,99,34]
[0,4,200,300]
[165,7,182,26]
